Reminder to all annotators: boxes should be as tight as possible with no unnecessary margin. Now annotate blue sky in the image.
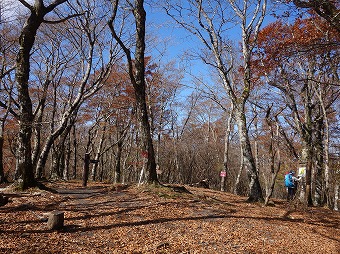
[145,1,273,98]
[2,0,278,98]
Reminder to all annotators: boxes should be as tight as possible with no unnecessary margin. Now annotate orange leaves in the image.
[1,181,339,253]
[254,16,339,74]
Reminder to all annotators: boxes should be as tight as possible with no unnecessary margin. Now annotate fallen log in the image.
[172,186,192,194]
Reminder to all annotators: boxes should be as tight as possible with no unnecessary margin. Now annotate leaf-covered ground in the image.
[0,181,339,254]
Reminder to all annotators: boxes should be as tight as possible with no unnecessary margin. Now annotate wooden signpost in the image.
[220,171,227,192]
[82,153,99,187]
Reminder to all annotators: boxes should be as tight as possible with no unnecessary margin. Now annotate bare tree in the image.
[165,0,266,201]
[15,0,79,189]
[263,107,282,205]
[33,0,117,180]
[108,0,158,184]
[0,16,18,183]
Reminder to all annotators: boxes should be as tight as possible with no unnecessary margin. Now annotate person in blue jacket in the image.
[284,170,301,200]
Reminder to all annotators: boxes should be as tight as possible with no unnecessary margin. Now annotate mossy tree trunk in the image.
[15,0,69,190]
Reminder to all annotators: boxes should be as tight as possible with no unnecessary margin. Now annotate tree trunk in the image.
[15,11,41,189]
[313,82,331,207]
[264,162,281,206]
[32,117,42,173]
[14,0,70,190]
[0,85,12,184]
[264,111,282,205]
[234,104,263,202]
[300,145,313,206]
[50,147,62,179]
[334,182,339,211]
[82,153,90,187]
[313,116,324,206]
[50,132,70,180]
[108,0,158,184]
[32,80,50,172]
[91,124,106,181]
[114,139,123,183]
[0,135,7,183]
[222,106,233,192]
[35,111,77,179]
[72,125,77,179]
[133,0,157,184]
[36,132,59,179]
[234,145,243,195]
[63,132,71,181]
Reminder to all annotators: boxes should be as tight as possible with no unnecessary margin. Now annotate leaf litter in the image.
[0,181,339,253]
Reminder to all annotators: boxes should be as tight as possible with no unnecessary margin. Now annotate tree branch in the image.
[0,66,16,79]
[108,0,136,86]
[17,0,34,11]
[0,101,18,118]
[45,0,68,13]
[43,13,85,24]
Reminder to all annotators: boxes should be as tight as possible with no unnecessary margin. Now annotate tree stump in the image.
[0,194,9,207]
[47,211,64,230]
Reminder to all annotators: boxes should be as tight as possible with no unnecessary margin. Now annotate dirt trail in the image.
[0,181,339,253]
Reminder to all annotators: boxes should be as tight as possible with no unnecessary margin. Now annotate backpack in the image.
[284,174,294,188]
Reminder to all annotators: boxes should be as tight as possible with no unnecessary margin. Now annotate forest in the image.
[0,0,339,211]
